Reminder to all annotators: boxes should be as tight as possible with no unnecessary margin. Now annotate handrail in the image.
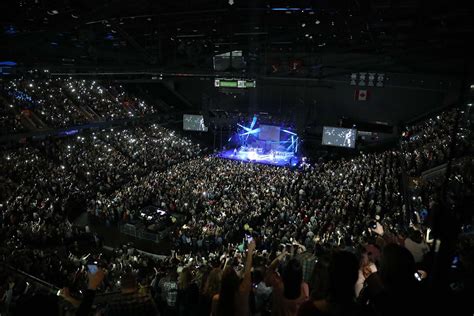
[1,262,59,292]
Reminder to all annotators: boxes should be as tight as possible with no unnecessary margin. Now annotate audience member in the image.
[298,251,368,316]
[265,251,309,316]
[212,240,255,316]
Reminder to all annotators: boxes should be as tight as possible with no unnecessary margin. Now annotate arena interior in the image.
[0,1,473,315]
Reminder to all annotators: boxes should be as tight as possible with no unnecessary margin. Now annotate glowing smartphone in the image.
[87,264,98,274]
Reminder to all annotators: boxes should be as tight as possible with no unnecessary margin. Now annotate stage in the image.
[218,147,299,167]
[217,115,300,167]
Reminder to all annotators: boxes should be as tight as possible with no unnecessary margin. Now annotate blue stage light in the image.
[237,123,252,132]
[282,129,297,135]
[0,61,17,66]
[238,116,260,140]
[249,115,257,130]
[271,7,312,11]
[239,128,260,137]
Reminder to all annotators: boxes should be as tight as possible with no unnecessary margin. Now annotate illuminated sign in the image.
[215,78,256,88]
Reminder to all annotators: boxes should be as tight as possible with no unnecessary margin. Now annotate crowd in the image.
[400,106,473,236]
[0,101,472,315]
[0,123,202,304]
[0,100,25,135]
[90,150,404,254]
[1,78,159,129]
[401,107,471,176]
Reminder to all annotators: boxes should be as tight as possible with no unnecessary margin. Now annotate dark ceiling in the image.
[0,0,473,75]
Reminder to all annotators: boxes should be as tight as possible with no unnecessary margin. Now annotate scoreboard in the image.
[214,78,256,89]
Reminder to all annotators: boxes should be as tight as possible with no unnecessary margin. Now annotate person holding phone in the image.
[60,267,105,314]
[87,264,98,274]
[212,239,256,316]
[265,250,309,316]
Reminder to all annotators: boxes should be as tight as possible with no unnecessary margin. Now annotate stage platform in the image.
[218,148,299,167]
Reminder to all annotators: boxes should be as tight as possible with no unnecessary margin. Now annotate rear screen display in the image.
[322,127,356,148]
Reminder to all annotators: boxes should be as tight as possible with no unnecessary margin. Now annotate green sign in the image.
[215,78,256,88]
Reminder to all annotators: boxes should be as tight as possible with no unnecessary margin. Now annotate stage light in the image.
[282,129,297,135]
[240,128,261,136]
[250,116,257,130]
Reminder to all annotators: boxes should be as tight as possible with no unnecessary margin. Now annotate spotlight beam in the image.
[239,128,260,136]
[237,123,251,132]
[282,129,297,135]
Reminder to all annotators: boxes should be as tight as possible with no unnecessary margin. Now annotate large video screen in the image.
[183,114,208,132]
[259,125,281,142]
[322,127,357,148]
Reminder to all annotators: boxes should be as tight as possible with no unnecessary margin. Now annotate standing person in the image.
[159,268,179,316]
[297,251,369,316]
[355,251,377,298]
[212,240,256,316]
[177,267,199,316]
[253,269,273,316]
[265,250,309,316]
[359,244,427,316]
[198,268,221,316]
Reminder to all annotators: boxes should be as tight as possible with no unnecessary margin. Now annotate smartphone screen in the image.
[414,272,422,281]
[87,264,98,274]
[451,256,459,268]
